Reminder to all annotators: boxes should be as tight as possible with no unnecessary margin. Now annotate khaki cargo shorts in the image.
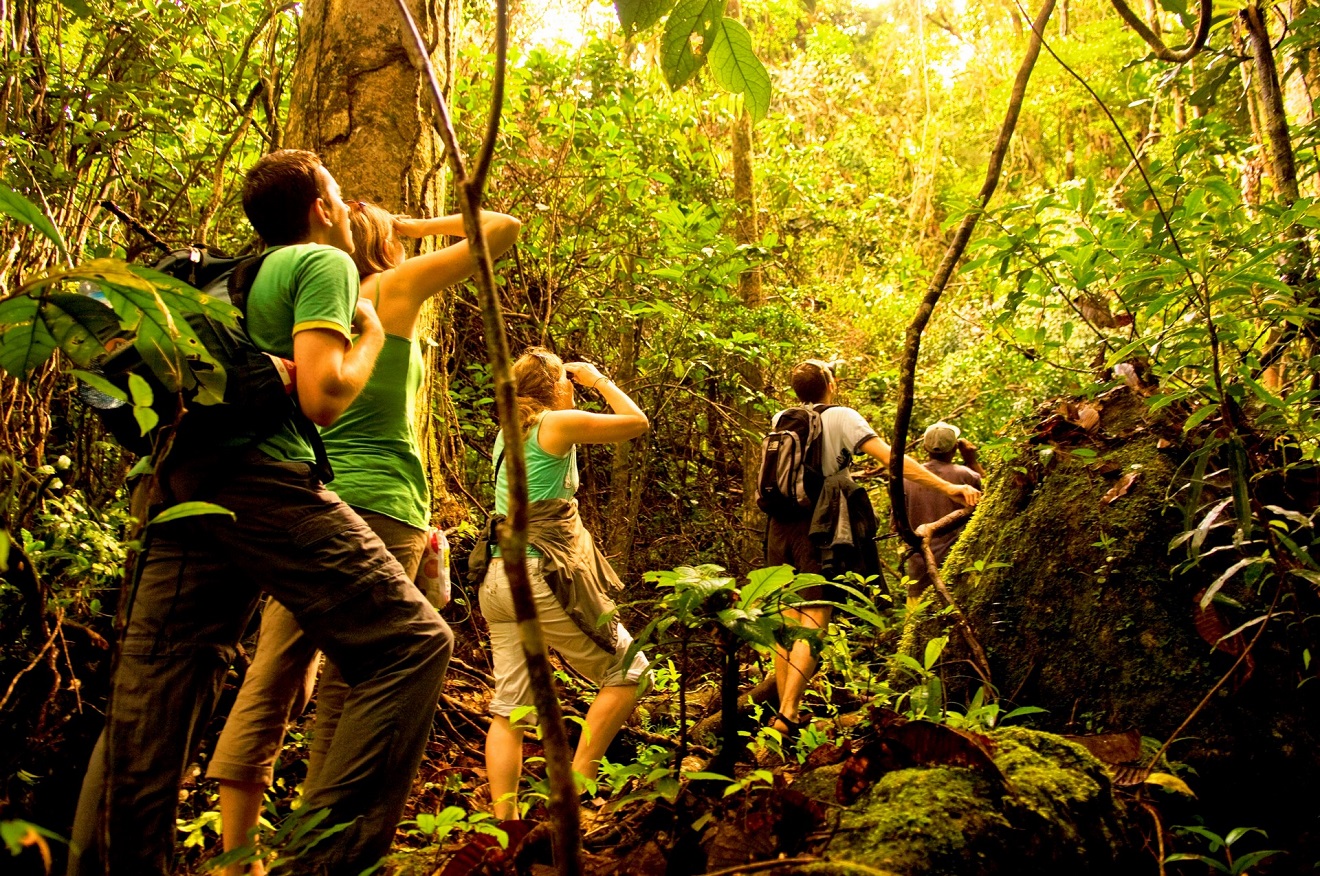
[479,557,649,721]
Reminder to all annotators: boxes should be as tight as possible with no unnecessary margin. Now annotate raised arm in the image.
[377,211,521,317]
[293,297,386,427]
[859,436,981,507]
[537,362,649,454]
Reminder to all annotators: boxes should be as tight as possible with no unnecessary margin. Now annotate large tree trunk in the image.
[286,0,461,522]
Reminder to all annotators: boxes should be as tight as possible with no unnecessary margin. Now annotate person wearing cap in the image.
[766,361,981,737]
[902,420,985,595]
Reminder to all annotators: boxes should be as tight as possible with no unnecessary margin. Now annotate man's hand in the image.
[951,483,981,507]
[353,296,382,338]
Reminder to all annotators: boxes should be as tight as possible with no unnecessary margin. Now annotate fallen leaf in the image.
[803,740,850,769]
[1192,588,1256,690]
[1063,729,1142,764]
[1144,772,1196,797]
[1101,471,1140,505]
[837,714,1001,805]
[1157,438,1173,449]
[1075,402,1101,431]
[1111,764,1152,787]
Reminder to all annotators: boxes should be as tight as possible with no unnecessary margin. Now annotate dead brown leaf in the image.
[1063,729,1142,765]
[1101,471,1140,505]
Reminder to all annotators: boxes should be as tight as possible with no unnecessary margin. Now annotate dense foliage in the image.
[1,0,1317,872]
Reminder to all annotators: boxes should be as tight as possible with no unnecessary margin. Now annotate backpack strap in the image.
[227,249,335,483]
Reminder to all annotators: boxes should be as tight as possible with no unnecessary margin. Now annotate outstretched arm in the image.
[537,362,648,454]
[380,211,521,309]
[859,436,981,507]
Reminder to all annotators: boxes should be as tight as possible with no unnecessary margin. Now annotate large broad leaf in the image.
[0,313,57,376]
[660,0,726,89]
[40,293,120,368]
[707,17,770,121]
[740,564,795,606]
[615,0,676,35]
[130,265,240,325]
[0,185,69,262]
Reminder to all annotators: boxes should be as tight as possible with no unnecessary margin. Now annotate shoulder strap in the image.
[226,250,275,317]
[494,448,506,482]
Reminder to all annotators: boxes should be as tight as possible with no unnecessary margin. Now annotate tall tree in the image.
[286,0,463,520]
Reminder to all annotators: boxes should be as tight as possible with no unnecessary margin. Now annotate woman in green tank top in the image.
[212,201,521,874]
[480,347,651,820]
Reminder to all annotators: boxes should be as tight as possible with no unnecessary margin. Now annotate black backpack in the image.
[76,247,329,476]
[755,404,834,521]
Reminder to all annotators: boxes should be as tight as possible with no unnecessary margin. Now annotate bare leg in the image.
[572,684,639,785]
[216,779,266,876]
[485,715,527,821]
[772,605,833,732]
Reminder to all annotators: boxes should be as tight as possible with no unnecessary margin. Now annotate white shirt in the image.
[817,406,878,476]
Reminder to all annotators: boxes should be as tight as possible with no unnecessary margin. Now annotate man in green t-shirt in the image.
[68,150,453,876]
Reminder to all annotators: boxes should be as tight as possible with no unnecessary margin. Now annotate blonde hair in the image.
[347,200,402,278]
[512,346,563,432]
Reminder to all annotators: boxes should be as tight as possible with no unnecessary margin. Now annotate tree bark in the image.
[1239,4,1302,207]
[287,0,460,521]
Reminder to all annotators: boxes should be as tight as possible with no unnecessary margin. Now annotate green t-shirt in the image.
[321,333,430,529]
[245,243,358,463]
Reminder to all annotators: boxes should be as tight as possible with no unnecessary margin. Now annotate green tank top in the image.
[320,333,430,530]
[492,418,578,556]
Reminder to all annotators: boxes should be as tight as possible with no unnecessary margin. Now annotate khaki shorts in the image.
[479,557,649,722]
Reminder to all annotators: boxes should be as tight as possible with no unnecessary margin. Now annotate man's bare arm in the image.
[292,299,385,427]
[859,436,981,507]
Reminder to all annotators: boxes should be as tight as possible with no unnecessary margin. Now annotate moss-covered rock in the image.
[938,387,1320,870]
[791,727,1139,875]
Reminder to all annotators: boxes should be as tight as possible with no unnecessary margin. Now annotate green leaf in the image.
[148,501,235,526]
[1183,403,1218,431]
[1224,826,1266,847]
[660,0,726,89]
[1163,853,1230,872]
[707,17,770,121]
[0,529,9,573]
[924,636,947,671]
[70,369,127,402]
[40,293,119,367]
[133,404,159,437]
[58,0,93,15]
[127,372,154,407]
[0,314,58,377]
[0,185,69,262]
[615,0,676,34]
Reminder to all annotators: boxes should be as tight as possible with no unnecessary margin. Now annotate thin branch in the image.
[1108,0,1211,63]
[391,2,582,872]
[470,0,507,195]
[0,609,61,713]
[890,0,1058,543]
[1010,0,1234,430]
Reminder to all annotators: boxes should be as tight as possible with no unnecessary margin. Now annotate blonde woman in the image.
[476,348,651,820]
[208,203,520,875]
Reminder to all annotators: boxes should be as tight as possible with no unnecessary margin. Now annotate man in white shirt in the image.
[766,359,980,736]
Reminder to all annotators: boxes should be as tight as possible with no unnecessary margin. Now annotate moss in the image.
[798,728,1137,875]
[942,402,1210,734]
[933,388,1320,870]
